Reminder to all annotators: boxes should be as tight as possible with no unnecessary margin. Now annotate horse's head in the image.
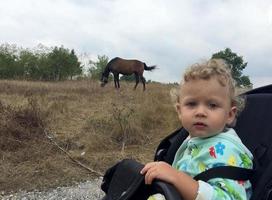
[100,72,108,87]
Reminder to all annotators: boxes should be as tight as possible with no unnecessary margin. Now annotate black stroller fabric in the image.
[234,89,272,200]
[101,159,182,200]
[101,84,272,200]
[101,159,146,200]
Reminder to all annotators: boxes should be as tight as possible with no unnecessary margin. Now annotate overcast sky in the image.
[1,0,272,88]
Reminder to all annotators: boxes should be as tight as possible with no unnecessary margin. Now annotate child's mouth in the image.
[193,122,207,129]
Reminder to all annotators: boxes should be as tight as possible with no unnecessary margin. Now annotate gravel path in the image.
[0,178,105,200]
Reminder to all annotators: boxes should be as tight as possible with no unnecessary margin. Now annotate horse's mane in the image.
[104,57,119,74]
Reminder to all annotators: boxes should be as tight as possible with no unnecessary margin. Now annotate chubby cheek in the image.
[212,114,229,131]
[178,112,191,129]
[176,105,193,128]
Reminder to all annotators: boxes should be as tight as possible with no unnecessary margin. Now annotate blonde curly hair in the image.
[170,59,245,122]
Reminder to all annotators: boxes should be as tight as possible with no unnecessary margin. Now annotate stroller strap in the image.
[194,166,255,182]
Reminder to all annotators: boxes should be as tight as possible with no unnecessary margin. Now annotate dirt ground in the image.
[0,80,180,194]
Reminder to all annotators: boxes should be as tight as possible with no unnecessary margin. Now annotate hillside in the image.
[0,80,180,194]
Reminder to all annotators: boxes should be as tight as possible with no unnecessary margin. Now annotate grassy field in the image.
[0,79,180,194]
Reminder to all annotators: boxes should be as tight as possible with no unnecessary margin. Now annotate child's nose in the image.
[195,105,207,117]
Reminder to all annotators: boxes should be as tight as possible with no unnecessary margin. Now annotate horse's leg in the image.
[114,74,119,89]
[116,74,120,88]
[134,74,139,90]
[114,78,117,88]
[140,76,146,91]
[116,79,120,88]
[113,74,117,88]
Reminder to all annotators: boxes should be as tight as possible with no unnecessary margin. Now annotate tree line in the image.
[0,43,252,87]
[0,43,82,81]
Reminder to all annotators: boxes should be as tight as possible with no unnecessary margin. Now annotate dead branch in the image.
[43,128,103,177]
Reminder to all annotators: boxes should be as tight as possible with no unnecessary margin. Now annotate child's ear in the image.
[175,103,183,123]
[227,106,237,126]
[175,103,181,114]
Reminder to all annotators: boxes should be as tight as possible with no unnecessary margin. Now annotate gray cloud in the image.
[0,0,272,87]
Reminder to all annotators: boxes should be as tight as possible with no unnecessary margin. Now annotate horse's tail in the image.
[144,63,156,71]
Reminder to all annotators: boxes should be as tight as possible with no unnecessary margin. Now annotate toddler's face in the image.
[176,77,236,138]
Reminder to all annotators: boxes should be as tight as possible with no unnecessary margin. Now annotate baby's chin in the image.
[189,131,221,138]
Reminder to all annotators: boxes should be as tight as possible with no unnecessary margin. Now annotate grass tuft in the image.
[0,79,181,193]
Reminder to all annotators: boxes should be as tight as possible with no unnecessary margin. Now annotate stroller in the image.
[101,84,272,200]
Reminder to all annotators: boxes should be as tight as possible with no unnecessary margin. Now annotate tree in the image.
[88,55,109,80]
[48,46,82,81]
[212,48,252,88]
[18,50,39,79]
[66,49,83,80]
[0,43,19,79]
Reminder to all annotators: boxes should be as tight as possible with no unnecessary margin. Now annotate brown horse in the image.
[100,57,156,91]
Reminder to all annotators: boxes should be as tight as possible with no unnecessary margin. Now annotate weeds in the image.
[0,96,47,151]
[111,102,134,153]
[0,80,180,193]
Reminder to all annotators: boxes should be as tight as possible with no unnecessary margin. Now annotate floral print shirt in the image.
[172,128,253,200]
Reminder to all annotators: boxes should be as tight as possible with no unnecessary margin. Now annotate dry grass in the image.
[0,80,180,194]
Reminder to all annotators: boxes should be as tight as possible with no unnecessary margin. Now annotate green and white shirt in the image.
[172,128,253,200]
